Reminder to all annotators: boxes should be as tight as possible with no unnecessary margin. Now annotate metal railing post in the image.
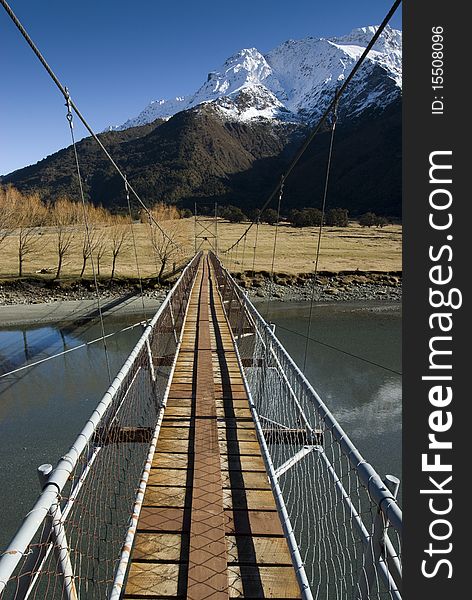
[356,475,401,600]
[381,476,402,594]
[145,338,156,382]
[168,300,179,345]
[37,465,78,600]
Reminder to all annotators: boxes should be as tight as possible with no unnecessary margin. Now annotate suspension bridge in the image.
[0,0,402,598]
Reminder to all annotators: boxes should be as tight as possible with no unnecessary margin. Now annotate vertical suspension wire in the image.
[252,219,260,276]
[147,211,163,281]
[241,232,247,274]
[265,175,285,321]
[234,240,240,273]
[124,179,147,322]
[303,99,338,372]
[193,202,197,255]
[65,92,111,383]
[214,202,219,256]
[229,245,234,273]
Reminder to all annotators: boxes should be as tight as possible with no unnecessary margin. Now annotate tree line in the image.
[0,185,185,281]
[217,204,393,227]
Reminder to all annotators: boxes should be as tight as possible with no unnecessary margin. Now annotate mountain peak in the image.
[109,25,402,131]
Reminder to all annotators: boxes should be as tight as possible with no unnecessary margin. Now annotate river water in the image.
[0,299,401,551]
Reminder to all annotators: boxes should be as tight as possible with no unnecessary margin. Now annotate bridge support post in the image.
[356,475,401,600]
[37,464,78,600]
[145,338,156,382]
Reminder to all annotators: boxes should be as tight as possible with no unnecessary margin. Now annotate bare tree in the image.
[80,225,105,278]
[109,217,130,282]
[140,202,181,223]
[150,223,179,282]
[79,204,110,278]
[53,198,77,279]
[95,231,108,278]
[0,186,15,250]
[12,192,46,276]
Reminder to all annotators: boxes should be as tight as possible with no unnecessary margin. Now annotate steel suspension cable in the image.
[223,0,402,254]
[275,323,402,376]
[0,0,182,252]
[303,102,337,371]
[0,321,148,380]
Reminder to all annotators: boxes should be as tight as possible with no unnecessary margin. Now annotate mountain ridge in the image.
[109,24,401,131]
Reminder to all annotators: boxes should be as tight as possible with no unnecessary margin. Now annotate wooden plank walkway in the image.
[124,255,301,599]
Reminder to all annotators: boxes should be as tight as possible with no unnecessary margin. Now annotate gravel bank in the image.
[241,271,402,303]
[0,271,401,327]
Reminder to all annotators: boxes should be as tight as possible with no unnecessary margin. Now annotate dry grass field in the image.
[217,221,402,274]
[0,218,401,280]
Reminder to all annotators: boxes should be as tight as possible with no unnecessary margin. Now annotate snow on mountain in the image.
[109,25,402,131]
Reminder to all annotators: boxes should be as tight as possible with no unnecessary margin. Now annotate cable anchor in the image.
[64,86,73,126]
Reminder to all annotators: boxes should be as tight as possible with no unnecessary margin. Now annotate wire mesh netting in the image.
[210,252,402,600]
[0,253,201,600]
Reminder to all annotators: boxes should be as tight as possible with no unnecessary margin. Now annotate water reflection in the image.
[258,300,402,485]
[0,314,144,548]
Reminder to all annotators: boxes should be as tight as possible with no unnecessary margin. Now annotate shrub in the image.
[288,208,323,227]
[220,205,247,223]
[358,212,377,227]
[375,215,389,228]
[325,208,349,227]
[261,208,279,225]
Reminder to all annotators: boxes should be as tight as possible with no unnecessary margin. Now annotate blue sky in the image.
[0,0,401,175]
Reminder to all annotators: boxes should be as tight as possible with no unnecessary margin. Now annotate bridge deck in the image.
[123,256,301,599]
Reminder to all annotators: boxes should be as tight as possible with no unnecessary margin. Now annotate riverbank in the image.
[239,270,402,303]
[0,270,401,327]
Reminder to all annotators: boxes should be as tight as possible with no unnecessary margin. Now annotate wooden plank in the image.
[222,471,270,491]
[143,486,188,508]
[226,536,293,566]
[152,453,189,469]
[215,399,249,409]
[219,440,262,456]
[163,406,193,418]
[169,383,194,393]
[124,562,181,597]
[155,438,190,454]
[219,428,258,442]
[225,510,284,536]
[214,391,249,401]
[148,468,189,487]
[220,454,266,472]
[137,507,185,533]
[132,532,184,561]
[223,489,277,511]
[158,427,191,440]
[216,407,252,419]
[228,565,301,598]
[160,419,192,426]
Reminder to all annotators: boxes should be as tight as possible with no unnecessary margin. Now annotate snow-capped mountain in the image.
[111,25,401,131]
